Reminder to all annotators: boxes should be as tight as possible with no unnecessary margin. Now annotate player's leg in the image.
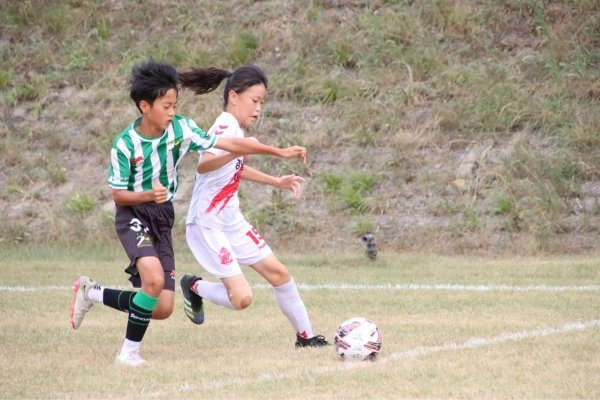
[150,210,177,320]
[182,224,249,322]
[71,256,165,365]
[229,223,327,346]
[74,271,172,320]
[248,247,329,348]
[122,201,175,321]
[70,206,159,330]
[220,273,253,310]
[113,255,162,365]
[185,273,253,311]
[151,289,174,320]
[249,254,312,340]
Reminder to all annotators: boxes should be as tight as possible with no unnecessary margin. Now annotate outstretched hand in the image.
[282,146,307,164]
[276,174,306,198]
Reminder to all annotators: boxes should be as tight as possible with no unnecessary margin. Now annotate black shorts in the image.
[115,201,176,291]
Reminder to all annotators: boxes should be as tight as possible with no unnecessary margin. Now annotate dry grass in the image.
[1,1,599,253]
[1,245,599,399]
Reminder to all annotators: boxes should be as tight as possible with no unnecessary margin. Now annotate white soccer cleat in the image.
[69,275,96,329]
[115,348,147,367]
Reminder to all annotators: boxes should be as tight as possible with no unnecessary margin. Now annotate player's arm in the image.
[196,152,240,174]
[197,136,259,174]
[111,183,168,205]
[214,137,307,164]
[241,165,305,198]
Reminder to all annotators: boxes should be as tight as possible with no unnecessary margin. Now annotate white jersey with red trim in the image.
[186,112,247,230]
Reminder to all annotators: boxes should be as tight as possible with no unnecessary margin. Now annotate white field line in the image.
[1,283,599,292]
[292,283,600,292]
[136,319,600,399]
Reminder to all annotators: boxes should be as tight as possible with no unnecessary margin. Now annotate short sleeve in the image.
[107,138,131,189]
[185,118,218,152]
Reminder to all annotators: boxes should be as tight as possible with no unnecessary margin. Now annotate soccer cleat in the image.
[115,348,147,367]
[69,275,96,329]
[295,334,330,348]
[180,274,204,324]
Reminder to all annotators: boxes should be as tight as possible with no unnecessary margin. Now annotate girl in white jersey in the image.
[179,65,329,348]
[69,59,309,367]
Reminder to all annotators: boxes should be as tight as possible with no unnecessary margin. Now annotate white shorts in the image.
[186,222,272,279]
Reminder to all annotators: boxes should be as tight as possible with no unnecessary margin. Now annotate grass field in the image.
[1,245,599,399]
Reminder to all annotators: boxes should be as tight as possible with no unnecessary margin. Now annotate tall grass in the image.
[0,0,599,253]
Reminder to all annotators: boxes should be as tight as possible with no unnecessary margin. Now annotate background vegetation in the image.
[1,0,599,254]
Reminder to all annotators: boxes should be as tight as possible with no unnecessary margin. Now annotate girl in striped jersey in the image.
[179,65,329,348]
[69,59,308,366]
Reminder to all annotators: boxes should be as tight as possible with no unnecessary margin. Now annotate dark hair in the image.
[179,65,268,109]
[129,58,179,112]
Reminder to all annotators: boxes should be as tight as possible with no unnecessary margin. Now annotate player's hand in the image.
[152,182,168,204]
[281,146,307,164]
[276,174,305,198]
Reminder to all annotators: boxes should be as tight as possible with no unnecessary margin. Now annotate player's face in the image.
[146,88,177,132]
[232,84,266,127]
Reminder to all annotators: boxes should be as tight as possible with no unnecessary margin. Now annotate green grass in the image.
[0,245,599,399]
[0,0,599,252]
[66,193,96,214]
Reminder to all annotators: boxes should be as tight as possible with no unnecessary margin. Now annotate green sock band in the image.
[132,291,158,311]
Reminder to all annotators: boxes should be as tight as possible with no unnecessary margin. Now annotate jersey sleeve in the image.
[107,138,131,189]
[204,119,239,156]
[184,117,218,152]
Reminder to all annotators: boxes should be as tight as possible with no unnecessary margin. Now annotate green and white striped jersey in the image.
[108,114,218,201]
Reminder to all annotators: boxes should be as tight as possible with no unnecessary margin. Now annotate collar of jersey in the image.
[131,117,168,141]
[219,112,240,128]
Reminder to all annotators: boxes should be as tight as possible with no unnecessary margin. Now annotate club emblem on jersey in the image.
[131,156,144,165]
[166,140,181,151]
[219,247,233,265]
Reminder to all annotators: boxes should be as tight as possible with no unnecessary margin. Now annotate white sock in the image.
[273,278,313,338]
[87,282,104,303]
[120,338,140,354]
[192,280,235,310]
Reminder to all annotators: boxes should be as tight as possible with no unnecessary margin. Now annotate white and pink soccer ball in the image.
[334,317,382,361]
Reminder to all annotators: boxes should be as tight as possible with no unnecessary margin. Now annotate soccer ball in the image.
[334,317,382,361]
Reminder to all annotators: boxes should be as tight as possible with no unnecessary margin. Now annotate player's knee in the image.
[234,295,253,310]
[270,269,291,287]
[143,277,165,296]
[150,292,174,320]
[279,270,292,284]
[152,307,172,320]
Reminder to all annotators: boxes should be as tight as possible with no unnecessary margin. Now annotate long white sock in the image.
[87,282,104,303]
[273,278,313,338]
[192,280,235,310]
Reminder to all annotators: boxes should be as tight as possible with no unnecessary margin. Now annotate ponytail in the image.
[178,67,231,95]
[179,64,268,110]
